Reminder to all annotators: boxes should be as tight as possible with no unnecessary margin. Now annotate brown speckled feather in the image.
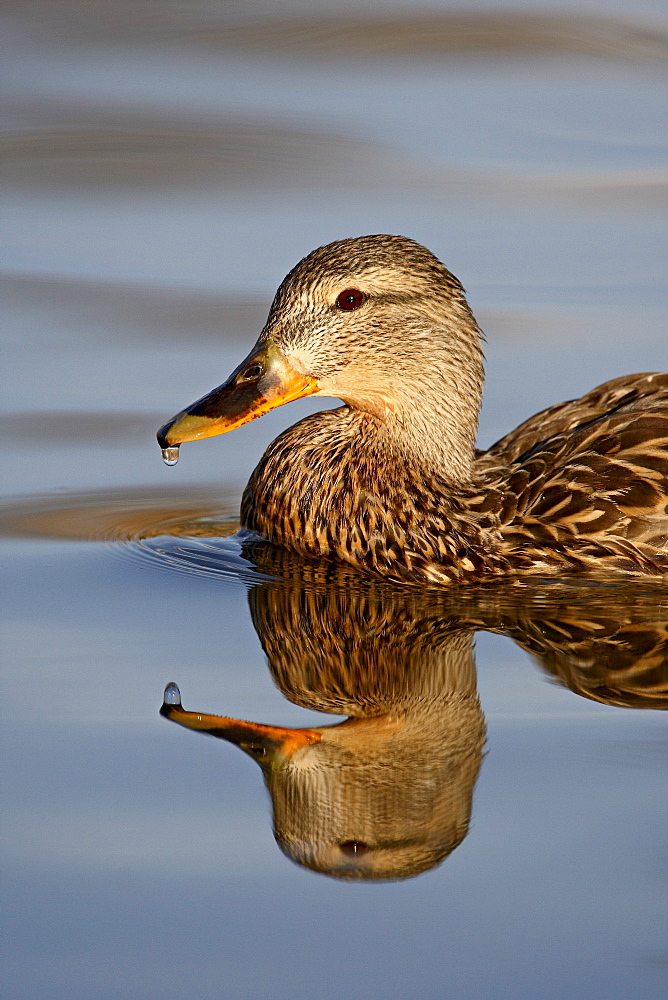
[242,407,509,584]
[490,372,668,576]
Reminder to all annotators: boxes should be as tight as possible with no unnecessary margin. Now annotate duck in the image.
[157,234,668,584]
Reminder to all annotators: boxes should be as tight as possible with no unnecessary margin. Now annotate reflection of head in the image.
[247,579,485,879]
[269,685,484,880]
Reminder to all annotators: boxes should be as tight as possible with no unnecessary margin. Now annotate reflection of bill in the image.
[161,570,667,881]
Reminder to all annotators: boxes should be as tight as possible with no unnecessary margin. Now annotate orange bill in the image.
[157,341,318,450]
[160,685,321,763]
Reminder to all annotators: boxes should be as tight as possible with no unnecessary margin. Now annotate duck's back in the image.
[482,373,668,575]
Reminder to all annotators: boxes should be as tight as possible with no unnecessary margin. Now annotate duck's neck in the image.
[379,368,482,482]
[337,321,484,483]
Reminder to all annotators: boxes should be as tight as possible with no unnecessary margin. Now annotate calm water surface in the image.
[2,2,667,998]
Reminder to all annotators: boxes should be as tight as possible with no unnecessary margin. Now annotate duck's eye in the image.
[240,363,263,381]
[336,289,365,310]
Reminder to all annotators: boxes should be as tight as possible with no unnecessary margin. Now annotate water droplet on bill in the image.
[162,446,180,466]
[163,682,182,706]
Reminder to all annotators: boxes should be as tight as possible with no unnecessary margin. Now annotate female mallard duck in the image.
[157,235,668,584]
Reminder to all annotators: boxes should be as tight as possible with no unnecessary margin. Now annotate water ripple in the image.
[125,532,272,586]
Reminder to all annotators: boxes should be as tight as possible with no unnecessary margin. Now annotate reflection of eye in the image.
[336,289,365,310]
[340,840,368,856]
[241,364,263,381]
[245,744,267,758]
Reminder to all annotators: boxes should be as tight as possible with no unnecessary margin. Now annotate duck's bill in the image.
[160,687,321,763]
[157,342,318,449]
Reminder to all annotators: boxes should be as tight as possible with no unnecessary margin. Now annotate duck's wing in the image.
[492,373,668,574]
[485,373,668,465]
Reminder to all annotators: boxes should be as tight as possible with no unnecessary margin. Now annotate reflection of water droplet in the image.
[163,682,181,706]
[162,446,179,466]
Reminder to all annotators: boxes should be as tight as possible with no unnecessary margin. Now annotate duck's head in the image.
[158,234,484,478]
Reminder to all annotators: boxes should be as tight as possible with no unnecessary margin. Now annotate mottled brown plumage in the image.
[160,234,668,584]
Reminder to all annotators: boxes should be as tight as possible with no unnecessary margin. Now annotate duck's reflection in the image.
[162,580,485,880]
[161,560,667,880]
